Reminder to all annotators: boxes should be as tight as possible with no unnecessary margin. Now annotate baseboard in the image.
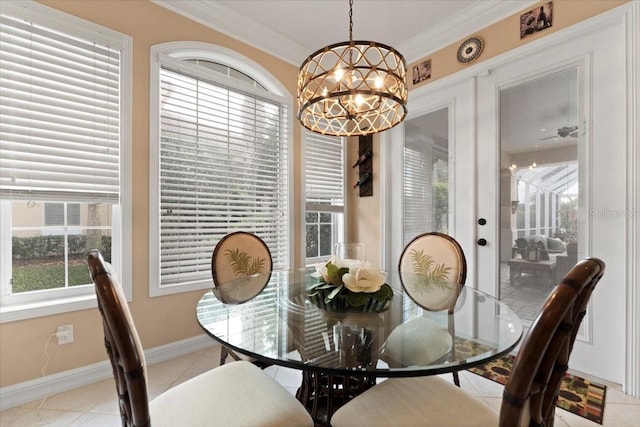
[0,334,217,411]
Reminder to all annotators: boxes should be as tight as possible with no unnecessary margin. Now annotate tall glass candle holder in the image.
[334,242,364,262]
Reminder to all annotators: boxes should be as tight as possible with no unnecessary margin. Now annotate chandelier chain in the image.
[349,0,353,41]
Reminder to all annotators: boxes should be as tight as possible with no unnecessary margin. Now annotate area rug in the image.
[468,355,607,424]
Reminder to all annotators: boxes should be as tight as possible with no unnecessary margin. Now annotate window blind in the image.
[305,132,344,212]
[403,146,432,245]
[0,14,121,203]
[159,66,288,286]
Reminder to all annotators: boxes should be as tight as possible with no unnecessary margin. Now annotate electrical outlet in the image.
[57,324,74,345]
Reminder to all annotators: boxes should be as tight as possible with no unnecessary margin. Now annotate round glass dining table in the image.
[196,268,523,424]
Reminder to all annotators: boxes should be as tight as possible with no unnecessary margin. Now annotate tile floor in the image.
[1,345,638,426]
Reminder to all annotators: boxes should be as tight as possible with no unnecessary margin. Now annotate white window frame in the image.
[0,1,132,323]
[303,130,346,266]
[148,41,293,297]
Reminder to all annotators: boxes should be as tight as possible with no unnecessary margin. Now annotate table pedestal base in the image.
[296,371,376,425]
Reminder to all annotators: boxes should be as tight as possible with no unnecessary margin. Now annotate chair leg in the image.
[452,371,460,387]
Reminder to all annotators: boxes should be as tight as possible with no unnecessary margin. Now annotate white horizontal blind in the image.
[159,66,288,286]
[403,145,431,245]
[305,132,344,212]
[0,13,120,203]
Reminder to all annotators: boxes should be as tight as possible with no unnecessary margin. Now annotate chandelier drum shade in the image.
[297,1,408,136]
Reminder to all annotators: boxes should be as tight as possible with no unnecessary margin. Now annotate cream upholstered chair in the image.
[211,231,273,365]
[87,249,312,427]
[331,257,605,427]
[382,232,466,386]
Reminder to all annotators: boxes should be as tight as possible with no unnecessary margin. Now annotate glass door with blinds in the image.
[402,108,450,246]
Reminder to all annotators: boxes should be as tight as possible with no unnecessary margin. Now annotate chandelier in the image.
[297,0,408,136]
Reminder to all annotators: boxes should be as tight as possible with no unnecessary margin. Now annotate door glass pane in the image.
[499,68,579,322]
[403,108,450,245]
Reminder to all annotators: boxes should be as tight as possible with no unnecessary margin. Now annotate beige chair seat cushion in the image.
[150,361,313,427]
[382,317,453,367]
[331,375,498,427]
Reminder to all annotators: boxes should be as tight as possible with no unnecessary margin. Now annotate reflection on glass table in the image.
[196,268,522,425]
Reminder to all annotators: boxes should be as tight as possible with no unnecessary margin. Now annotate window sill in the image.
[0,295,98,323]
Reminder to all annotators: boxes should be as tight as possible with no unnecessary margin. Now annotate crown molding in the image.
[152,0,539,66]
[398,0,539,63]
[152,0,308,65]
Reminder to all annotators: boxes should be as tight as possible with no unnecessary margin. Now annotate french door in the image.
[384,6,635,388]
[475,17,627,384]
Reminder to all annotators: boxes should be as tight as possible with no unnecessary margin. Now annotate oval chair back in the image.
[210,231,273,365]
[398,232,467,313]
[211,231,273,304]
[384,233,467,385]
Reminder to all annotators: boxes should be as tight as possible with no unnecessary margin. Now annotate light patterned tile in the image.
[69,412,121,426]
[33,380,114,412]
[0,407,83,427]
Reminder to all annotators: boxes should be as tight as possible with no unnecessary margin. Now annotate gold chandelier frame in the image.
[297,1,408,136]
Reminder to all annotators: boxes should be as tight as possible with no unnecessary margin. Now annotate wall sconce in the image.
[511,200,519,214]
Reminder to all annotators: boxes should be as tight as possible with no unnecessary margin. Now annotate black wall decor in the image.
[353,135,373,197]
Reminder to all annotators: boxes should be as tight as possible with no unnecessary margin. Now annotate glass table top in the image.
[196,268,523,377]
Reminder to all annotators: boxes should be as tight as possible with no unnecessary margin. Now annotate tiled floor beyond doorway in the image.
[1,345,638,426]
[499,261,550,322]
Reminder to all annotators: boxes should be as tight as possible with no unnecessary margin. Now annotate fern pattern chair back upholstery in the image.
[382,233,467,384]
[500,257,605,426]
[86,249,151,427]
[211,232,273,365]
[398,232,467,313]
[211,231,273,304]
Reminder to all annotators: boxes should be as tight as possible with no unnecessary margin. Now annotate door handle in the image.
[477,238,487,246]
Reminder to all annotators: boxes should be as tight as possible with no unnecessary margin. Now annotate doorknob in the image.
[477,218,487,225]
[477,238,487,246]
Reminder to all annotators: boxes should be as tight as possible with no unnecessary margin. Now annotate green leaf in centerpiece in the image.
[345,291,369,307]
[371,283,393,302]
[325,284,344,303]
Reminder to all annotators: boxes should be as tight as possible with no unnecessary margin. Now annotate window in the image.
[149,43,291,296]
[45,203,80,227]
[304,131,345,265]
[0,2,131,321]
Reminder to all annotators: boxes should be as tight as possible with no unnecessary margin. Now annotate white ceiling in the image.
[152,0,537,65]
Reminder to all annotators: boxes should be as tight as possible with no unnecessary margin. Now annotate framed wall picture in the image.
[520,2,553,39]
[412,59,431,85]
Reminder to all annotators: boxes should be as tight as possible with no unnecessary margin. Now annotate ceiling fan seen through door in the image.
[540,125,578,140]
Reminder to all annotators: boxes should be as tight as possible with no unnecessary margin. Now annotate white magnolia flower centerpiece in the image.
[308,256,393,312]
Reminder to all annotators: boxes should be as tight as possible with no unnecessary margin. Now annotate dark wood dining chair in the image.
[330,257,605,427]
[382,232,467,386]
[87,249,313,427]
[210,231,272,366]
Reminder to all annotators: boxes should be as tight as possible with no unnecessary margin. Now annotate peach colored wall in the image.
[408,0,628,89]
[0,0,300,388]
[0,0,627,389]
[349,0,626,264]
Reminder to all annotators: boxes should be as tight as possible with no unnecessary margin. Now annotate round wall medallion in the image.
[457,37,484,64]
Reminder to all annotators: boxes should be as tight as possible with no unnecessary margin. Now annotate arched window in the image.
[149,42,292,296]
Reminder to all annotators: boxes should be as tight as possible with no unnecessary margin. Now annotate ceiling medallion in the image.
[457,37,484,64]
[297,0,408,136]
